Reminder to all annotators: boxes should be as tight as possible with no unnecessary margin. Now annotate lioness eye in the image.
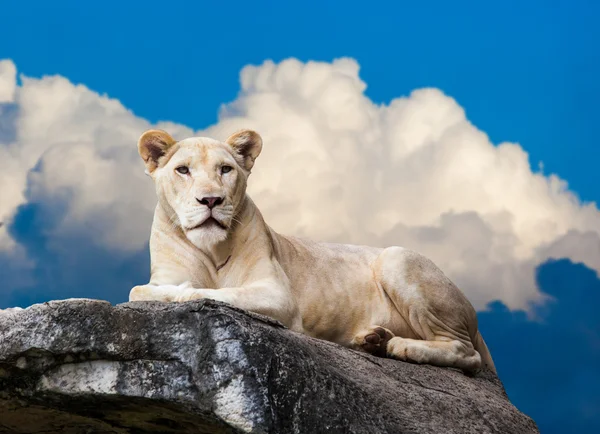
[221,165,233,174]
[176,166,189,175]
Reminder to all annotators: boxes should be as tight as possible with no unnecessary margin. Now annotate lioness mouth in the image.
[188,217,227,231]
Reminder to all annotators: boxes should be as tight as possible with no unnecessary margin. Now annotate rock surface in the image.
[0,299,538,434]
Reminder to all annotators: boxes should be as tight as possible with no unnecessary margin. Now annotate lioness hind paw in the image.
[357,326,394,357]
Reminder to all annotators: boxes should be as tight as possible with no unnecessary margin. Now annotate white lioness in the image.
[130,129,496,374]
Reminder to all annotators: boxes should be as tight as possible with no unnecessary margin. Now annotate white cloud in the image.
[0,66,196,252]
[0,60,16,103]
[1,57,599,310]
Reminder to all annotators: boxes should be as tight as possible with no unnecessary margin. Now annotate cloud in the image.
[0,63,193,255]
[0,60,16,103]
[1,57,599,311]
[201,58,600,309]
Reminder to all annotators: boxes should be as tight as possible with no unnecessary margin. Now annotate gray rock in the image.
[0,299,538,434]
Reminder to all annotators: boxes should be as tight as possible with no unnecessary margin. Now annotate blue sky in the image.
[1,1,600,432]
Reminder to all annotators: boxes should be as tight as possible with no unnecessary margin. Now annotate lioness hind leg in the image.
[352,326,481,372]
[374,246,489,373]
[352,326,395,357]
[386,337,481,373]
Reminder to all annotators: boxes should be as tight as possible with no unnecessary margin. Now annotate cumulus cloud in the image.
[1,57,599,310]
[0,64,193,253]
[0,60,16,103]
[202,58,600,309]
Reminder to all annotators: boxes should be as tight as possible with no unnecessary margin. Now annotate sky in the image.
[1,1,599,432]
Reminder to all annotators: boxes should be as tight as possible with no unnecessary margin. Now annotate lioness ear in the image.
[138,129,177,173]
[226,130,263,171]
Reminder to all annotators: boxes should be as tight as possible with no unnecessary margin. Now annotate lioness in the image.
[130,129,496,374]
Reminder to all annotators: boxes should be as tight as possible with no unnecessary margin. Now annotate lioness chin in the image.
[130,129,496,374]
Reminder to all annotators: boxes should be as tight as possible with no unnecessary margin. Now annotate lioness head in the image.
[138,129,262,247]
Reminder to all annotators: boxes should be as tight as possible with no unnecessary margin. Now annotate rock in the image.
[0,299,539,434]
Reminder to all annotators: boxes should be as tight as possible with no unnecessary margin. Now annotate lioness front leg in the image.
[131,280,302,331]
[179,281,301,331]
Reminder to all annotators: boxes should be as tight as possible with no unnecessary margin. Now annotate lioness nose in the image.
[197,196,224,209]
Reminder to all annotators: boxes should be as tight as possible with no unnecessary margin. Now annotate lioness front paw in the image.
[129,285,152,301]
[353,326,395,357]
[129,283,190,302]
